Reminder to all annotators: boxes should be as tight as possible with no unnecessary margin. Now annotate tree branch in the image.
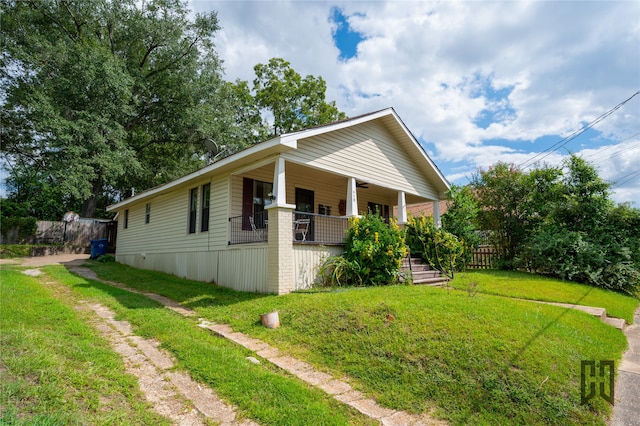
[144,36,199,79]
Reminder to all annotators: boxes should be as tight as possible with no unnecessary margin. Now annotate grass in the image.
[86,261,631,425]
[0,267,169,425]
[38,265,376,426]
[449,270,639,323]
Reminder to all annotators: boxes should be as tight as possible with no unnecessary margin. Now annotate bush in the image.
[318,213,407,287]
[522,227,639,295]
[405,215,464,279]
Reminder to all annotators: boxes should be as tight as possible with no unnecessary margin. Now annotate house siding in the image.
[115,246,268,292]
[292,245,344,290]
[284,121,440,200]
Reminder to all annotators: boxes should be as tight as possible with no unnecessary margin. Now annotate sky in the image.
[191,0,640,206]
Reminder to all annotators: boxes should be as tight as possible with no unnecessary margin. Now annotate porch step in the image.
[400,255,448,286]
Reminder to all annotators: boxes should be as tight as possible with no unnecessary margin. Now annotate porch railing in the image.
[229,210,269,244]
[228,210,349,245]
[293,211,349,244]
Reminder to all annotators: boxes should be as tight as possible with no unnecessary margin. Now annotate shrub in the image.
[343,214,408,286]
[522,227,639,295]
[405,215,464,279]
[318,213,407,287]
[317,255,361,287]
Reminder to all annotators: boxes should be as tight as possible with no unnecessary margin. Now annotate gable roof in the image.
[107,107,449,211]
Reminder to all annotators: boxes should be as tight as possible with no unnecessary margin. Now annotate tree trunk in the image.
[81,178,102,218]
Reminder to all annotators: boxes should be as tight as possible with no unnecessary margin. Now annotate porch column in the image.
[265,203,296,294]
[433,200,441,228]
[346,177,358,216]
[397,191,407,224]
[272,156,288,206]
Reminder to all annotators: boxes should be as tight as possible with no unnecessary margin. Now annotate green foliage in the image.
[472,162,562,269]
[473,155,640,294]
[0,199,37,242]
[249,58,347,135]
[0,0,236,217]
[523,226,639,294]
[318,213,409,287]
[343,214,408,286]
[405,215,464,279]
[441,184,482,269]
[0,244,33,258]
[317,255,361,287]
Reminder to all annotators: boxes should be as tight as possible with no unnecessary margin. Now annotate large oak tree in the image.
[1,0,233,218]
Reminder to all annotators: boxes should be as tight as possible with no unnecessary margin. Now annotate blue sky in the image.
[196,0,639,205]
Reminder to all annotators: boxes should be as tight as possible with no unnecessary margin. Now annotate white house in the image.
[106,108,450,294]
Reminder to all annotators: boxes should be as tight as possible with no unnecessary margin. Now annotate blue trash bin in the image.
[90,238,108,259]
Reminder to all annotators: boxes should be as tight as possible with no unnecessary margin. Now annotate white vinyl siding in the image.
[284,121,440,200]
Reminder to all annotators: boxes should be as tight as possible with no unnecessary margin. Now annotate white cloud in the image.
[191,0,640,204]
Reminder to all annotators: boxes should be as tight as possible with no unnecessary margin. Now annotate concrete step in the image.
[604,317,626,330]
[410,270,442,280]
[414,276,449,286]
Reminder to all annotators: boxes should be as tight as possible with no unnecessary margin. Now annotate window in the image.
[188,188,198,233]
[145,203,151,224]
[368,202,390,222]
[124,209,129,229]
[201,184,210,232]
[242,177,272,230]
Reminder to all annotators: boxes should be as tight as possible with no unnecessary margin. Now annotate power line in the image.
[593,140,640,164]
[585,131,640,159]
[518,90,640,169]
[611,169,640,189]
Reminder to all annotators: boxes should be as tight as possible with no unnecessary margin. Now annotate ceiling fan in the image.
[356,181,369,189]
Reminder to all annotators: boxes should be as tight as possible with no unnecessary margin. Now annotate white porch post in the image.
[272,156,288,206]
[433,200,441,228]
[346,177,358,216]
[397,191,407,224]
[265,156,297,295]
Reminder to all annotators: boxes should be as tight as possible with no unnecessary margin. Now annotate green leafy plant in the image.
[319,213,408,287]
[343,213,408,286]
[405,215,464,279]
[317,255,361,287]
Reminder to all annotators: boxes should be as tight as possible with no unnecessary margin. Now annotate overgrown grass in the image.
[86,261,629,425]
[42,265,375,426]
[449,270,639,323]
[0,267,169,425]
[0,244,34,258]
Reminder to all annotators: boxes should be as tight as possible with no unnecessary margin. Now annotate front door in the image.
[295,188,314,241]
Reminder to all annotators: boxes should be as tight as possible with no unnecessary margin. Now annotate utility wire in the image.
[585,131,640,159]
[592,141,640,164]
[611,169,640,189]
[518,90,640,170]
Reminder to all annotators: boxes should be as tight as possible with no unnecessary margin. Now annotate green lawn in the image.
[86,261,632,425]
[38,265,376,426]
[0,268,169,425]
[449,270,639,323]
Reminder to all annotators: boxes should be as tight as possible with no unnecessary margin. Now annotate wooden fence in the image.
[468,245,498,269]
[1,220,117,248]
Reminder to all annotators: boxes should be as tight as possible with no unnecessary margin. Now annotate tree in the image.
[471,163,562,268]
[441,184,481,269]
[473,155,639,293]
[1,0,233,218]
[250,58,347,135]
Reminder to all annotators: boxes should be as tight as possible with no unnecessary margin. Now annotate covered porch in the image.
[227,157,442,246]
